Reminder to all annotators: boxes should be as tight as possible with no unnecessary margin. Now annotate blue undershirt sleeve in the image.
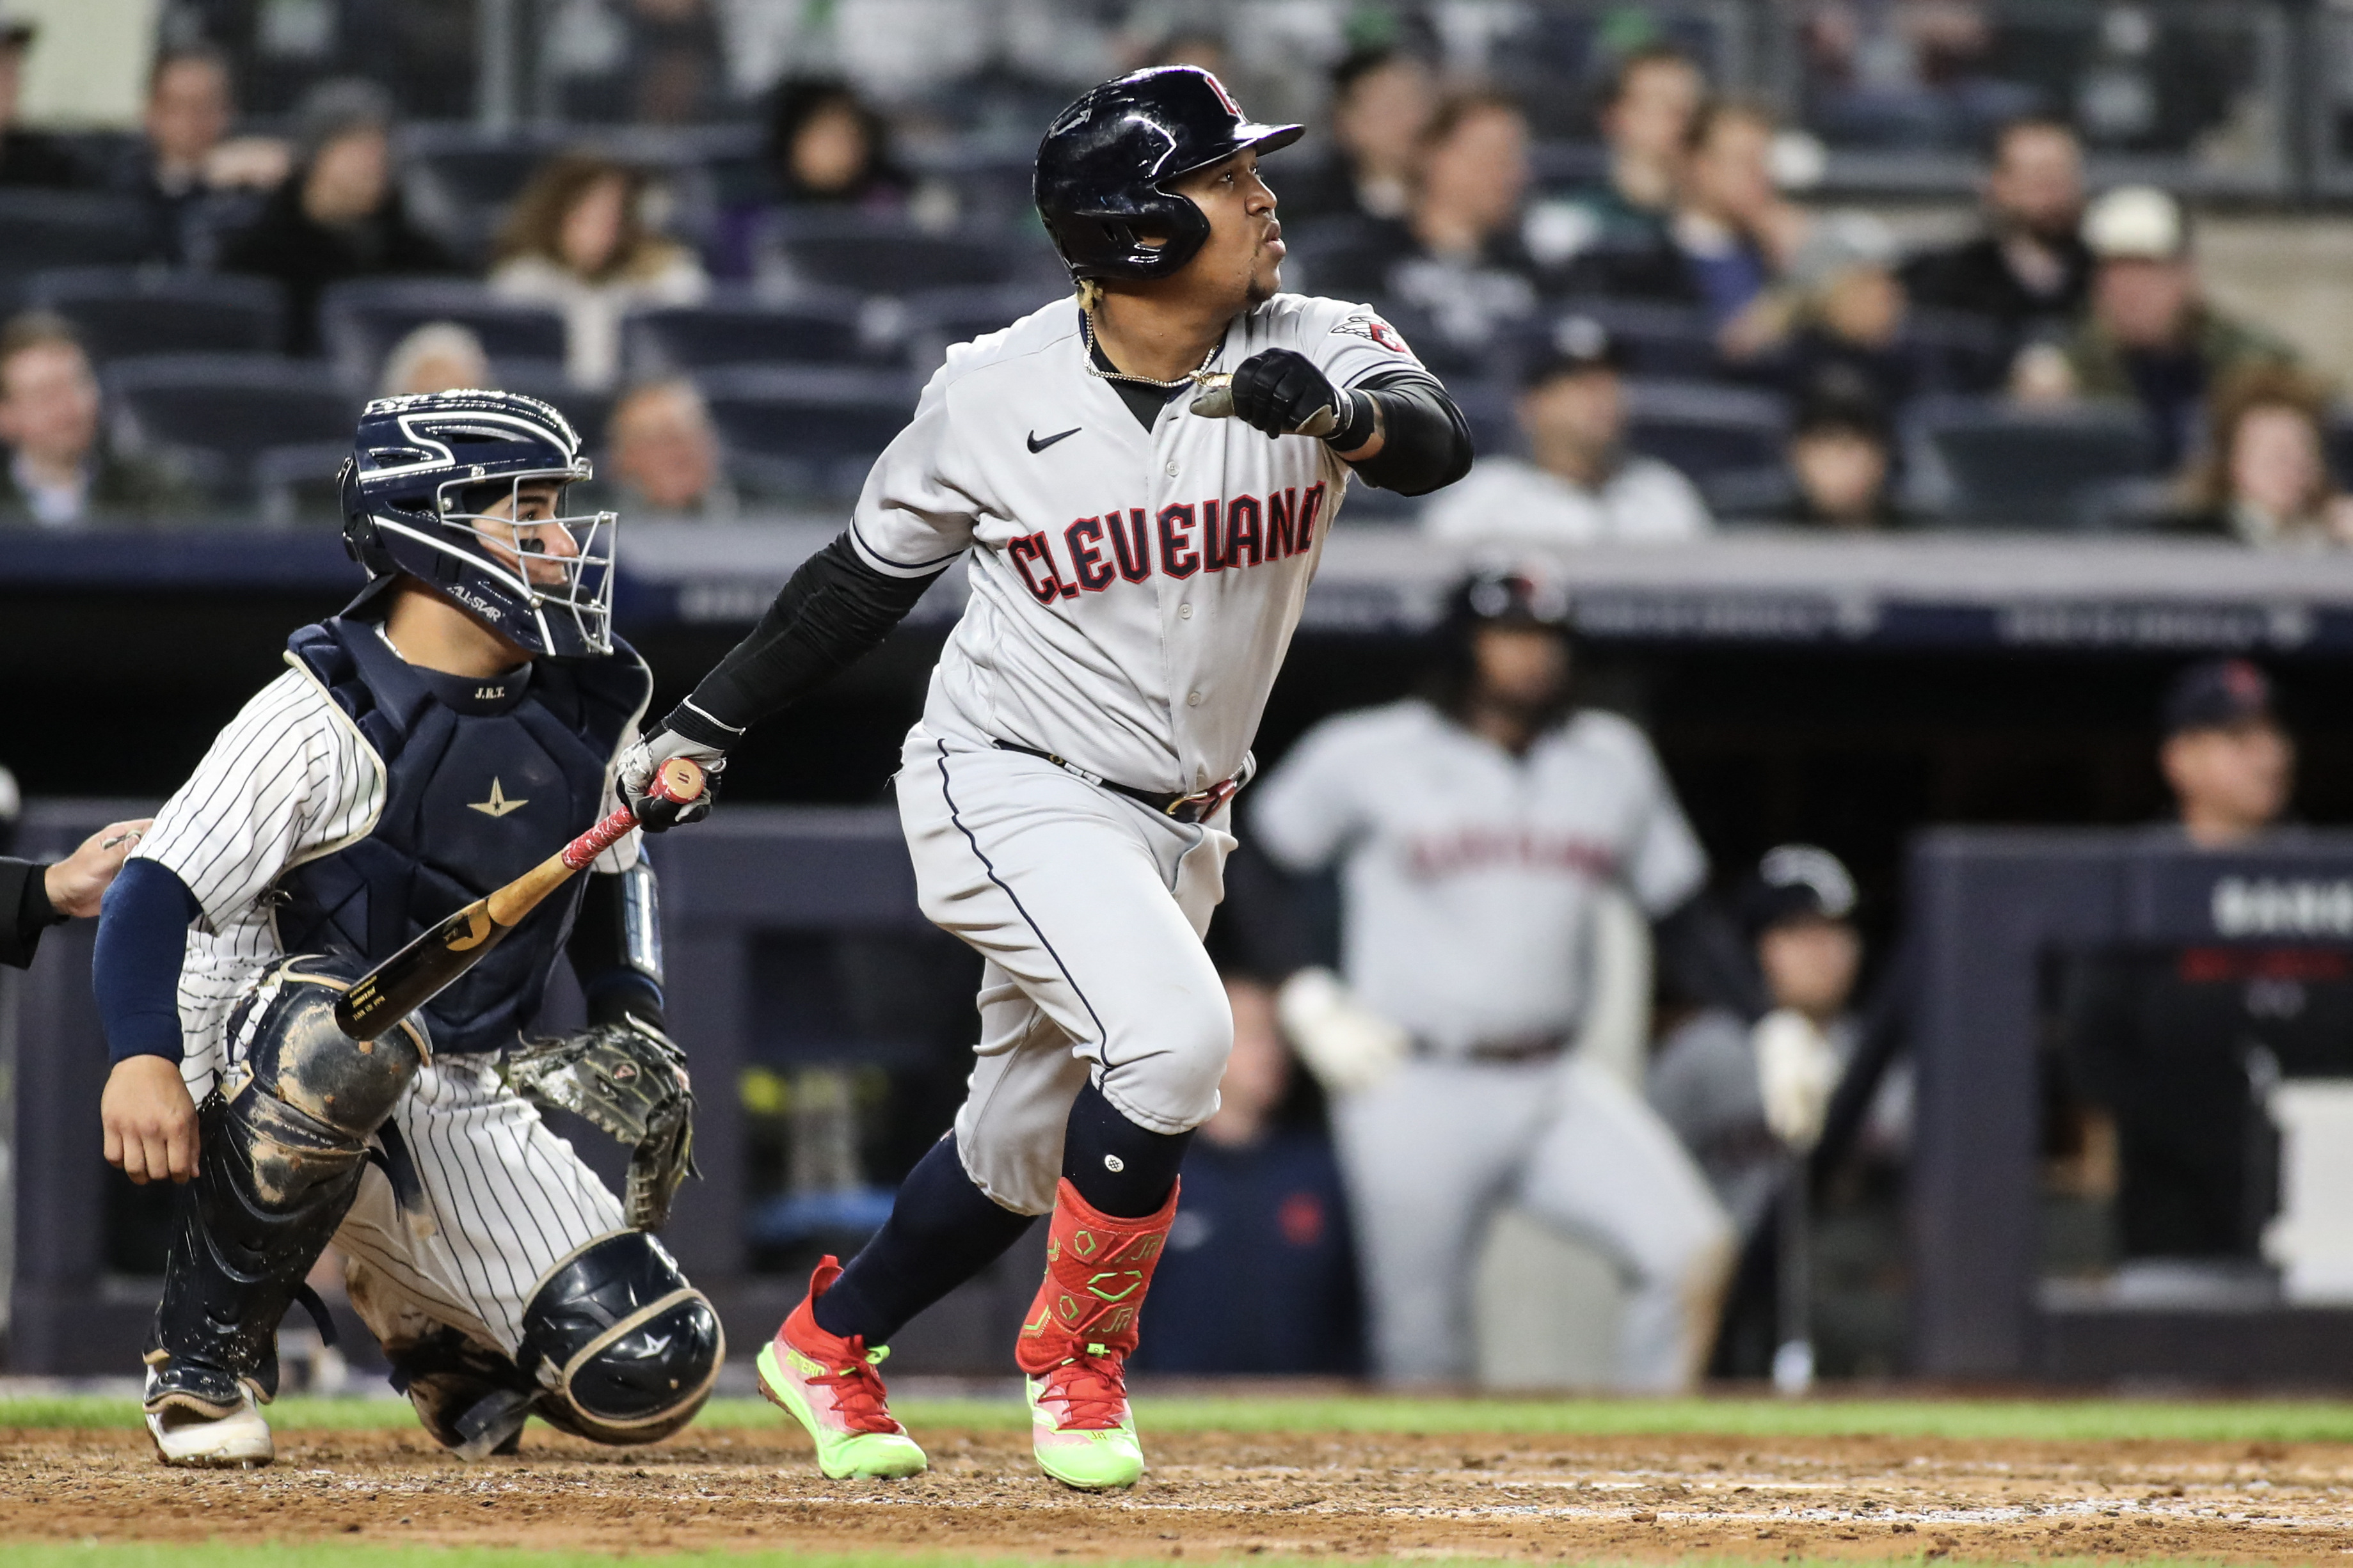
[94,859,202,1066]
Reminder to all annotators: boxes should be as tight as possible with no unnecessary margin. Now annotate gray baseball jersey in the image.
[849,291,1425,795]
[1252,699,1708,1054]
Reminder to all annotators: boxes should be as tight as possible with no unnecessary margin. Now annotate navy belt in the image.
[993,741,1248,824]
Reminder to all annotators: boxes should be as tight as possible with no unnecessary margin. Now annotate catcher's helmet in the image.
[339,388,616,658]
[1033,65,1302,283]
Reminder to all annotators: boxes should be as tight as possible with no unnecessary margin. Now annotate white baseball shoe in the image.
[144,1366,275,1468]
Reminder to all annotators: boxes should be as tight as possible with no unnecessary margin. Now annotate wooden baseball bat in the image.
[333,757,706,1042]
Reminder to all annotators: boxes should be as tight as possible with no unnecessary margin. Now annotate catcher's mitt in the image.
[504,1016,697,1230]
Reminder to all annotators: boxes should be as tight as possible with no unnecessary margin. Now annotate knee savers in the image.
[227,953,431,1138]
[520,1231,722,1445]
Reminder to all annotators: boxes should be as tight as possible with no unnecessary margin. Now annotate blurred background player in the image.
[91,390,715,1466]
[1648,845,1913,1377]
[2055,658,2336,1303]
[1252,569,1735,1391]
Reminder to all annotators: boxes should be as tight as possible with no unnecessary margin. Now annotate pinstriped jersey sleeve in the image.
[132,667,385,930]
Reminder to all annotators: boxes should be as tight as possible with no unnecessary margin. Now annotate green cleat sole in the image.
[1027,1376,1144,1490]
[756,1342,928,1480]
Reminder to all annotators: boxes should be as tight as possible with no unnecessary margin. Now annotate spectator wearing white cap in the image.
[2012,186,2296,468]
[1422,316,1713,548]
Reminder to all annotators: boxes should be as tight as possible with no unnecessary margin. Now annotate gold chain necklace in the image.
[1078,308,1224,391]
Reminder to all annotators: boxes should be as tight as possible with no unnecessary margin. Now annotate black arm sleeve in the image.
[1346,371,1475,497]
[667,530,949,741]
[566,867,665,1029]
[0,856,60,970]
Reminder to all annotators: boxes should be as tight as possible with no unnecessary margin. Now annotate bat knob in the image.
[651,756,706,804]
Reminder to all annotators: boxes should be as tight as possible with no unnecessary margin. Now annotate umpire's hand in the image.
[103,1054,198,1184]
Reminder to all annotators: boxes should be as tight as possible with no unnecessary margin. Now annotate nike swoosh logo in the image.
[1027,427,1081,453]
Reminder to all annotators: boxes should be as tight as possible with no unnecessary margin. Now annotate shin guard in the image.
[1015,1177,1179,1375]
[145,1088,369,1413]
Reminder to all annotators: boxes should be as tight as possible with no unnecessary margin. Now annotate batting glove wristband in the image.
[1227,349,1379,449]
[618,717,731,832]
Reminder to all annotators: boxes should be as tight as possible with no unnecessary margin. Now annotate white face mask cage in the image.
[385,464,617,656]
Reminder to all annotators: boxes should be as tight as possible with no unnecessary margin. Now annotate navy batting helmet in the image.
[1033,66,1302,283]
[339,388,615,658]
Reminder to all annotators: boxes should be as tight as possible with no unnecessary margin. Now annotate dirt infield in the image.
[6,1420,2353,1562]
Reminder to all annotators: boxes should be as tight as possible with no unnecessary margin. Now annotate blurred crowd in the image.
[0,1,2341,544]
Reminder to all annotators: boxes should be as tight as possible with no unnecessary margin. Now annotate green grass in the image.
[12,1390,2353,1445]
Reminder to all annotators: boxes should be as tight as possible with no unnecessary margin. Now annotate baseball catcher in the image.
[93,390,717,1466]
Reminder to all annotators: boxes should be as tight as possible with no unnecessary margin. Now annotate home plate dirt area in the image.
[4,1420,2352,1562]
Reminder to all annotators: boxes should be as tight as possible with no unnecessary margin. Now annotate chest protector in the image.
[274,615,651,1056]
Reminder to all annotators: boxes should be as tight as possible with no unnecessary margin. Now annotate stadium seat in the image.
[0,192,153,307]
[254,440,354,529]
[624,290,874,377]
[1906,399,2157,529]
[319,278,568,393]
[760,214,1058,297]
[398,126,574,262]
[106,355,359,507]
[1364,294,1512,382]
[495,365,614,450]
[1621,379,1789,489]
[1906,308,2013,398]
[2325,413,2353,492]
[1446,378,1521,463]
[698,365,916,502]
[1540,299,1722,381]
[28,268,285,360]
[895,283,1069,374]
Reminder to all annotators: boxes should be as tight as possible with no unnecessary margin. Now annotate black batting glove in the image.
[616,723,727,832]
[1227,349,1378,448]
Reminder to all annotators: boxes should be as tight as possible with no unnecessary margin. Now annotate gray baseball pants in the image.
[898,721,1236,1216]
[1334,1052,1734,1391]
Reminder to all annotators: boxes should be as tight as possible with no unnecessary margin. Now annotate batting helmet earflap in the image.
[1033,65,1303,283]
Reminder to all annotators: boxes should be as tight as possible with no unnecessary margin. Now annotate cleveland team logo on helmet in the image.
[1033,65,1303,283]
[339,388,617,658]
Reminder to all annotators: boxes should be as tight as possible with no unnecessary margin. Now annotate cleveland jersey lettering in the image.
[849,294,1421,795]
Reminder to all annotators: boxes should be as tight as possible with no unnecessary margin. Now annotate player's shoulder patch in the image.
[1328,307,1417,358]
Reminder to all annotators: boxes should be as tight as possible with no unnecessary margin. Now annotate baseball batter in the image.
[619,66,1471,1489]
[1251,571,1735,1391]
[93,390,715,1467]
